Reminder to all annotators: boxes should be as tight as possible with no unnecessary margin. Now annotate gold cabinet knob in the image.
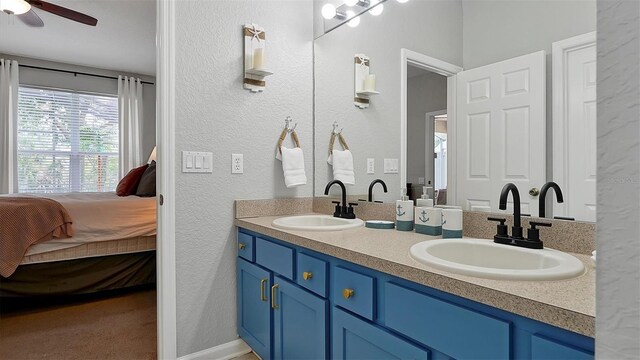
[238,243,246,250]
[302,272,313,280]
[342,288,354,299]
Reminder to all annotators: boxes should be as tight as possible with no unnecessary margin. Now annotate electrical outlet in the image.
[232,154,243,174]
[367,158,375,174]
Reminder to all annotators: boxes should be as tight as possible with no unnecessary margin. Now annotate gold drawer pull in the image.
[342,288,354,299]
[238,243,246,250]
[260,278,268,302]
[271,284,279,309]
[303,271,313,280]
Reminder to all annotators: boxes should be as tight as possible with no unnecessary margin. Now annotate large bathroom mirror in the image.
[314,0,597,222]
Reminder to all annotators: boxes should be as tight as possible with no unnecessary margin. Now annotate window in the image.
[17,86,119,193]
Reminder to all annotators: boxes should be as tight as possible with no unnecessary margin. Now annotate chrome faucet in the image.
[368,179,388,202]
[539,181,564,218]
[324,180,357,219]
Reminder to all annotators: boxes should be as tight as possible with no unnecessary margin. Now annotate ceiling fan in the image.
[0,0,97,27]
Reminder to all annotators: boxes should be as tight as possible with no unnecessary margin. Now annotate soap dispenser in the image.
[396,188,414,231]
[416,186,434,208]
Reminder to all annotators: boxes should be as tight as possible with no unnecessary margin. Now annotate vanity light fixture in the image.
[396,0,409,3]
[369,0,384,16]
[346,10,360,27]
[321,4,337,19]
[0,0,31,15]
[344,0,359,7]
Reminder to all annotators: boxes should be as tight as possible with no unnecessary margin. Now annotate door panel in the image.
[457,51,546,213]
[237,258,272,360]
[273,276,328,360]
[332,307,430,360]
[566,45,597,221]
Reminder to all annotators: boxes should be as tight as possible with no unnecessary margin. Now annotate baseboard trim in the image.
[178,339,252,360]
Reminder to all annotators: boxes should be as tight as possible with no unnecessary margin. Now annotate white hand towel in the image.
[280,146,307,188]
[329,149,355,185]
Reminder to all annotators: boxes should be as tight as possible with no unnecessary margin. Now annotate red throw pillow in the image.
[116,164,149,196]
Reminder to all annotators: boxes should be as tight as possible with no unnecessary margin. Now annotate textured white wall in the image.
[406,71,447,192]
[174,1,313,356]
[596,0,640,358]
[314,0,462,202]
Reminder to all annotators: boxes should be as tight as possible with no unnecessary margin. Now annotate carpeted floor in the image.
[0,288,157,360]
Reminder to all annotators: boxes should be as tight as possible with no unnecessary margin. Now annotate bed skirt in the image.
[0,251,156,297]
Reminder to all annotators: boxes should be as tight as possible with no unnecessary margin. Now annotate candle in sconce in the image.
[363,74,376,92]
[253,47,265,70]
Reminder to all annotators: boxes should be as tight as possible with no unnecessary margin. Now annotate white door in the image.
[456,51,546,214]
[553,33,597,222]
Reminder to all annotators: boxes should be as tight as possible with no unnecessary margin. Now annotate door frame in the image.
[400,49,462,204]
[425,109,447,194]
[552,31,596,218]
[157,0,177,358]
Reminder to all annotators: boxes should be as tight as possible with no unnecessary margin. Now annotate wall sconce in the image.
[243,23,274,93]
[354,54,379,109]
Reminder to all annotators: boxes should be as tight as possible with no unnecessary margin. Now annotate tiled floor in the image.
[233,352,259,360]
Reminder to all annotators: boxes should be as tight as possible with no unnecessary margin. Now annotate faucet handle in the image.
[527,221,551,242]
[487,217,508,237]
[348,202,358,207]
[332,201,342,218]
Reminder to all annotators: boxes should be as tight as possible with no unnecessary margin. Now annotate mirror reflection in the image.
[314,0,596,222]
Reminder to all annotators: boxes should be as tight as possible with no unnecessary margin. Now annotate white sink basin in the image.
[410,238,585,281]
[272,215,364,231]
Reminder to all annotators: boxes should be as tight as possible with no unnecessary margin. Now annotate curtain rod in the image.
[19,64,155,85]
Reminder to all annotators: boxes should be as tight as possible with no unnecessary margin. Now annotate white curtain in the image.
[0,59,19,194]
[118,75,144,177]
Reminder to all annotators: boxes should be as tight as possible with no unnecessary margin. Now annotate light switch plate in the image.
[367,158,375,174]
[384,158,399,174]
[182,151,213,173]
[232,154,244,174]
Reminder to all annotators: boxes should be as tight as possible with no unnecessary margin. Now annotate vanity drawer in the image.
[332,266,375,320]
[296,253,328,298]
[237,232,254,262]
[385,282,511,359]
[531,334,593,360]
[255,237,294,280]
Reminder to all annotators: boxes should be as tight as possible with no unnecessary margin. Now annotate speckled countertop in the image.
[235,214,595,337]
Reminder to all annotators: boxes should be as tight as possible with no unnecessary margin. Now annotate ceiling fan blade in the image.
[17,9,44,27]
[27,0,98,26]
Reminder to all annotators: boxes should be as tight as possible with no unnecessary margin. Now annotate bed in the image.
[0,192,157,297]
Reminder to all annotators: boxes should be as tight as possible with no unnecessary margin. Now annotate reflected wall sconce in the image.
[243,23,274,93]
[354,54,379,109]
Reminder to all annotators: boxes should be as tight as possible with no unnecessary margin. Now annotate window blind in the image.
[17,86,119,193]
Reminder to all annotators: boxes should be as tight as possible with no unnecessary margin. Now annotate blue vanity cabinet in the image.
[272,275,328,360]
[332,307,430,359]
[237,258,272,359]
[237,228,595,360]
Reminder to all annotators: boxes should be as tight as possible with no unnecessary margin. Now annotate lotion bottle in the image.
[396,187,414,231]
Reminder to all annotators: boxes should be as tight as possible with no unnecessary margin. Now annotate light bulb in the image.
[345,0,359,7]
[321,3,337,19]
[346,10,360,27]
[0,0,31,15]
[369,0,383,16]
[396,0,409,3]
